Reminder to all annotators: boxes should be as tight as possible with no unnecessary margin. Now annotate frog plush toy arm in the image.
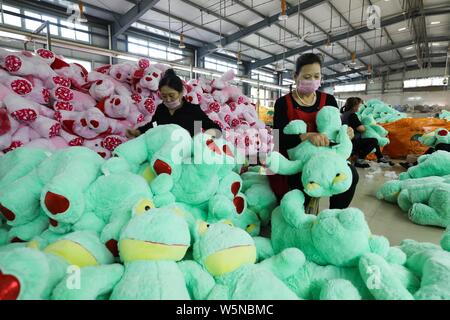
[258,247,306,280]
[111,134,148,172]
[149,173,176,207]
[178,260,216,300]
[51,264,125,300]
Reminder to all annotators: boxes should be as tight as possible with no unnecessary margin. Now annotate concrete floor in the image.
[319,161,444,245]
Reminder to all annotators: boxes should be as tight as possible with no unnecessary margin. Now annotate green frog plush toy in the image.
[266,106,353,197]
[0,147,104,243]
[240,166,278,226]
[266,189,420,299]
[378,176,450,227]
[419,128,450,148]
[53,207,214,300]
[358,115,390,147]
[399,151,450,180]
[179,221,304,300]
[0,147,50,189]
[0,231,119,300]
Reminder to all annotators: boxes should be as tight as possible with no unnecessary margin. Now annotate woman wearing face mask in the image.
[341,97,393,168]
[270,53,359,210]
[126,69,220,138]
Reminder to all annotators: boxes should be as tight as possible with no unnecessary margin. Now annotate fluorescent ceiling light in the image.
[430,21,440,25]
[116,55,139,62]
[405,46,413,50]
[398,27,407,31]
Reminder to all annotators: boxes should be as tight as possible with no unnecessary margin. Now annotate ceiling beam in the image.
[325,62,446,85]
[366,0,406,67]
[326,1,388,71]
[113,0,160,38]
[227,1,347,74]
[323,35,450,69]
[197,0,326,58]
[251,4,450,69]
[324,53,448,82]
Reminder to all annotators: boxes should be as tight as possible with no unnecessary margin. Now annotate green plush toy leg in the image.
[42,156,103,224]
[72,211,106,234]
[0,172,43,226]
[51,264,124,300]
[397,190,413,212]
[178,260,216,300]
[311,279,362,300]
[100,210,131,245]
[208,194,237,221]
[408,203,447,227]
[253,236,275,262]
[206,284,229,300]
[280,189,308,228]
[359,253,414,300]
[112,135,148,173]
[258,248,305,280]
[441,227,450,252]
[8,214,49,242]
[150,173,176,207]
[266,152,303,175]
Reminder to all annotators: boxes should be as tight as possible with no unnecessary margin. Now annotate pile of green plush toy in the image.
[1,108,449,300]
[377,150,450,228]
[358,99,407,124]
[439,110,450,121]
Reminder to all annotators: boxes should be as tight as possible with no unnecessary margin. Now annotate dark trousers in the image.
[425,143,450,155]
[284,164,359,209]
[353,138,383,160]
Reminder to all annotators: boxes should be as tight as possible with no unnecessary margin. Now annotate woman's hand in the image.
[126,128,141,138]
[301,133,330,147]
[347,127,355,140]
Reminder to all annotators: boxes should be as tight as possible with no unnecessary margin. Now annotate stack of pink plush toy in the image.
[0,48,272,158]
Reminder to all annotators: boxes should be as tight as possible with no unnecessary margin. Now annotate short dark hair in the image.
[294,53,323,77]
[158,68,184,93]
[342,97,363,113]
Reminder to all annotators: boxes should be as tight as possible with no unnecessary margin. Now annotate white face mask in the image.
[164,99,181,110]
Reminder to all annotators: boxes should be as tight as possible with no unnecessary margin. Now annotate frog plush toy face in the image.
[419,128,450,148]
[301,153,352,198]
[0,231,113,300]
[118,208,191,263]
[193,222,256,277]
[266,106,353,197]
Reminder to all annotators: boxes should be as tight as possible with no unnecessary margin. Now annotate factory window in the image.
[24,11,59,35]
[334,83,366,93]
[60,20,90,42]
[128,37,184,62]
[1,5,21,26]
[251,70,277,84]
[204,57,238,74]
[404,76,447,88]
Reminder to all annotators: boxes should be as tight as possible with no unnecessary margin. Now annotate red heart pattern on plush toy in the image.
[37,48,54,60]
[101,136,123,151]
[54,87,74,101]
[4,56,22,72]
[11,109,37,122]
[0,204,15,221]
[0,270,20,300]
[44,192,70,215]
[10,79,32,95]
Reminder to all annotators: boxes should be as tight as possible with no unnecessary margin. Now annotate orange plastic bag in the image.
[380,118,450,159]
